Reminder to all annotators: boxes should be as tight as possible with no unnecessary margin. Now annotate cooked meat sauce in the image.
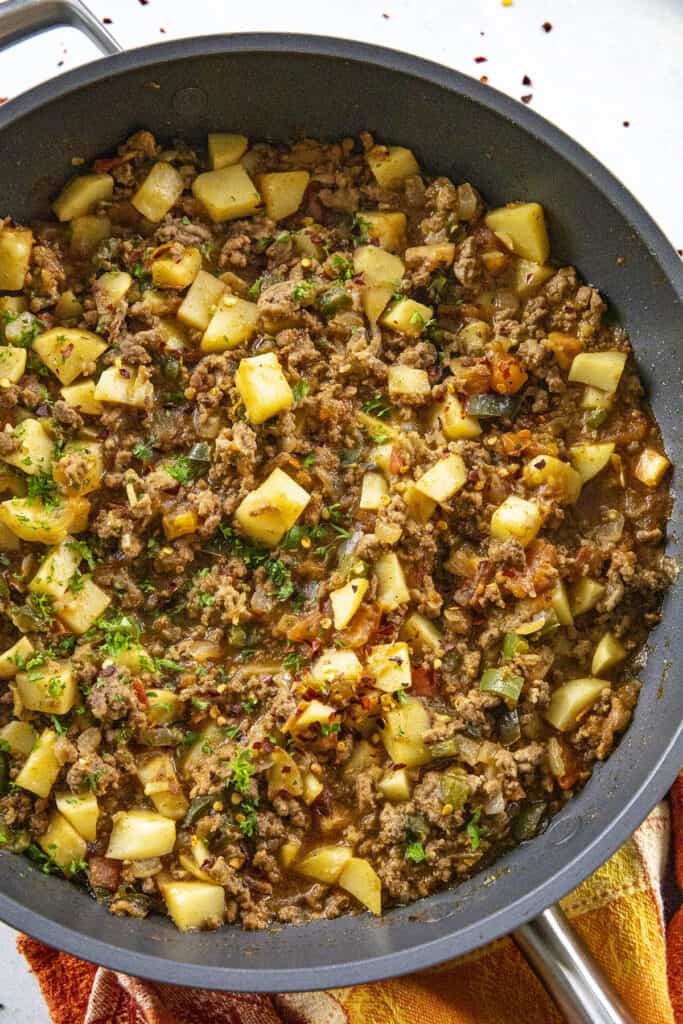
[0,131,673,931]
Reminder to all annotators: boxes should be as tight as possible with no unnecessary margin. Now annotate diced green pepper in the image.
[586,408,609,430]
[430,738,459,760]
[440,767,469,809]
[467,393,522,418]
[513,800,547,842]
[479,668,524,705]
[182,793,218,828]
[316,283,352,318]
[405,813,430,843]
[498,708,522,746]
[502,633,529,660]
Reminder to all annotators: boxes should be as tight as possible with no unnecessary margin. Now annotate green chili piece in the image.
[316,283,352,318]
[479,668,524,705]
[513,800,547,842]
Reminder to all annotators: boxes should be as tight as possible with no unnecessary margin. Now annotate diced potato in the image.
[178,270,226,331]
[145,688,185,725]
[338,856,382,915]
[490,495,542,547]
[514,258,554,298]
[52,442,103,497]
[0,346,27,384]
[415,454,467,504]
[106,809,176,860]
[54,577,111,635]
[359,472,388,512]
[70,214,111,256]
[16,661,77,715]
[375,552,410,611]
[0,495,89,545]
[387,365,430,398]
[311,649,364,688]
[39,811,87,875]
[94,271,132,306]
[405,243,455,269]
[267,748,303,799]
[208,132,249,170]
[0,522,20,552]
[457,320,492,355]
[192,164,261,222]
[162,509,198,540]
[53,173,114,222]
[362,284,394,325]
[257,171,310,221]
[94,364,153,408]
[545,677,607,732]
[581,386,613,411]
[294,844,353,884]
[33,327,107,386]
[15,729,60,798]
[60,380,104,415]
[484,203,550,264]
[0,418,54,476]
[234,467,310,547]
[137,753,188,820]
[285,699,337,735]
[159,879,226,931]
[361,211,407,253]
[151,247,201,290]
[0,228,33,290]
[0,719,36,755]
[432,393,481,440]
[358,412,398,444]
[30,536,81,600]
[522,455,582,504]
[568,351,627,393]
[369,443,396,476]
[634,449,670,488]
[378,768,412,803]
[367,641,411,693]
[55,790,99,841]
[381,695,431,767]
[54,290,83,321]
[570,577,605,616]
[178,725,226,778]
[381,297,433,336]
[403,482,436,524]
[367,145,420,188]
[591,632,627,676]
[279,840,302,869]
[400,612,444,655]
[353,246,404,286]
[569,443,615,484]
[235,352,293,422]
[550,581,574,627]
[329,578,369,631]
[0,636,34,680]
[293,226,324,260]
[131,162,184,222]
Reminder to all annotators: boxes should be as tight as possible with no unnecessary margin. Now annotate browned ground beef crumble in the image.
[0,130,673,931]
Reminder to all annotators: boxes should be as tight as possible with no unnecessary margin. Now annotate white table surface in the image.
[0,1,681,1020]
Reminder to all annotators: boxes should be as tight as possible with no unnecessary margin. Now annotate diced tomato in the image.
[411,665,438,697]
[133,679,148,705]
[491,354,528,395]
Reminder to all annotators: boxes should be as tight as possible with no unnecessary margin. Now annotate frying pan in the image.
[0,2,681,1021]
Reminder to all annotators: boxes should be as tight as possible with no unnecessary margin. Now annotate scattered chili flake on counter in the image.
[542,20,553,32]
[623,121,631,127]
[522,74,532,86]
[474,56,488,64]
[521,94,533,104]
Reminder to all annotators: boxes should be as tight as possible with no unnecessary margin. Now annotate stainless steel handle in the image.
[0,0,121,54]
[515,906,637,1024]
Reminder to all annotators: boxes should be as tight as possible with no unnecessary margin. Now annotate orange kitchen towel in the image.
[17,776,683,1024]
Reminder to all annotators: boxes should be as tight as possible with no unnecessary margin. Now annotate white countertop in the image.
[0,1,681,1019]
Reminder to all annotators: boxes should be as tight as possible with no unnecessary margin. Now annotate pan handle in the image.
[514,905,637,1024]
[0,0,121,55]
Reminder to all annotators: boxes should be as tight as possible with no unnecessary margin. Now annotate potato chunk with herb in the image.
[234,467,310,546]
[53,173,113,222]
[257,171,310,221]
[381,298,433,337]
[485,202,550,263]
[0,228,33,290]
[15,729,60,798]
[94,364,153,407]
[0,496,90,545]
[367,145,420,187]
[131,162,184,222]
[208,132,248,169]
[55,790,100,842]
[38,812,87,875]
[16,661,77,715]
[0,345,27,384]
[192,164,261,222]
[202,295,259,353]
[0,418,54,476]
[178,270,226,331]
[106,810,176,860]
[33,327,107,386]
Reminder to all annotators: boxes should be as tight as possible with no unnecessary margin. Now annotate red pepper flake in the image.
[521,94,533,104]
[138,0,149,5]
[542,20,553,32]
[159,26,166,33]
[480,75,489,84]
[382,11,390,18]
[0,98,7,105]
[522,74,532,86]
[474,56,488,63]
[103,16,112,24]
[623,120,630,127]
[677,249,683,258]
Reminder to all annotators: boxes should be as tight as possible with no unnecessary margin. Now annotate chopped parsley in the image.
[98,613,141,656]
[228,749,255,795]
[166,455,194,485]
[293,379,310,402]
[132,438,156,461]
[237,799,258,838]
[331,253,354,281]
[66,539,97,571]
[302,452,316,467]
[26,472,60,509]
[362,394,392,419]
[405,841,427,864]
[467,809,482,851]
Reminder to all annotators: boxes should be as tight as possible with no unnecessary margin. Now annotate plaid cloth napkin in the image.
[18,774,683,1024]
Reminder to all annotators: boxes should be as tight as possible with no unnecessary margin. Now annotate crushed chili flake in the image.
[103,16,112,24]
[382,11,390,18]
[159,26,166,33]
[623,120,631,127]
[480,75,489,84]
[138,0,149,5]
[474,56,488,63]
[522,74,532,86]
[521,94,533,104]
[0,98,7,105]
[542,21,553,32]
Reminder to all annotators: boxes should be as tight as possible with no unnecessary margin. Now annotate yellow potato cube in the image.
[94,271,132,306]
[381,695,431,767]
[405,243,455,269]
[94,364,153,407]
[381,297,433,337]
[39,811,87,875]
[522,454,582,504]
[362,284,394,325]
[33,327,107,386]
[177,270,226,331]
[52,442,103,497]
[234,467,310,547]
[162,509,198,540]
[514,258,554,298]
[375,552,410,611]
[367,145,420,187]
[415,454,467,504]
[70,214,111,256]
[16,661,76,715]
[634,448,670,488]
[568,351,627,392]
[15,729,60,798]
[0,345,27,384]
[294,226,324,261]
[550,580,574,627]
[545,678,607,732]
[403,482,436,524]
[378,768,412,803]
[235,352,293,424]
[54,291,83,321]
[192,164,261,222]
[591,632,627,677]
[208,132,248,170]
[157,317,189,353]
[387,365,431,398]
[151,247,202,290]
[159,879,226,931]
[131,162,184,222]
[0,719,36,755]
[490,495,541,547]
[581,385,613,411]
[53,173,114,222]
[329,578,370,631]
[56,790,100,841]
[361,211,407,253]
[257,171,310,221]
[0,418,54,476]
[484,202,550,263]
[137,753,188,820]
[60,380,104,415]
[338,856,382,915]
[359,471,389,511]
[285,699,337,735]
[53,577,111,635]
[0,636,34,679]
[432,393,481,440]
[569,443,615,484]
[106,810,176,860]
[295,845,353,884]
[0,522,20,551]
[367,641,412,693]
[0,496,89,545]
[311,649,363,685]
[353,246,404,286]
[30,536,81,600]
[146,688,185,725]
[302,771,324,805]
[570,577,605,616]
[400,612,444,655]
[0,228,33,290]
[267,748,303,800]
[202,295,259,353]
